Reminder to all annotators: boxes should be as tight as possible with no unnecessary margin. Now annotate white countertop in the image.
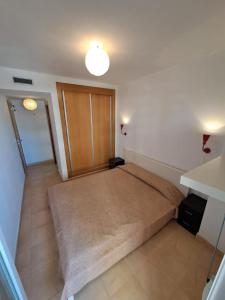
[180,155,225,202]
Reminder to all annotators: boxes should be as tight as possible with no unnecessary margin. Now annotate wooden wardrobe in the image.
[57,83,115,178]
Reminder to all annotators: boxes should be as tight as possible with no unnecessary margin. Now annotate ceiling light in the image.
[23,98,37,111]
[85,41,110,76]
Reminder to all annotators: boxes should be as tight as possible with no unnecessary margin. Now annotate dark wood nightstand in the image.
[109,157,125,169]
[178,193,207,235]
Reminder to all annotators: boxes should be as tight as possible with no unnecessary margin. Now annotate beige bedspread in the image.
[48,163,184,300]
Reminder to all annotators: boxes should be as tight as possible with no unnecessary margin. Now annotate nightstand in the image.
[109,157,125,169]
[178,193,207,235]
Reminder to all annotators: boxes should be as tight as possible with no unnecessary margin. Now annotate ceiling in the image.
[0,0,225,84]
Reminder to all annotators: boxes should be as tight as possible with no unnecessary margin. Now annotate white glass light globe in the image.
[23,98,37,111]
[85,44,110,76]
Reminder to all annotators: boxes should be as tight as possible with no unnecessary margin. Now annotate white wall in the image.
[0,66,116,180]
[199,196,225,252]
[117,52,225,171]
[0,229,27,300]
[208,255,225,300]
[11,99,53,165]
[0,95,25,259]
[117,52,225,254]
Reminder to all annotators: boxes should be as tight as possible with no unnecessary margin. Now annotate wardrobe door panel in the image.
[63,91,93,175]
[57,82,115,178]
[92,94,112,166]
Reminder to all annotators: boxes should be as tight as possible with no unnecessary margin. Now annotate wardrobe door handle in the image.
[184,210,193,216]
[89,93,95,163]
[109,96,112,158]
[182,221,191,227]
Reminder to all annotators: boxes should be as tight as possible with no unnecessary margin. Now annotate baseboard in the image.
[67,167,109,181]
[27,159,55,167]
[123,148,188,195]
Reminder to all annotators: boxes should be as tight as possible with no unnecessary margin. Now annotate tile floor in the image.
[16,163,222,300]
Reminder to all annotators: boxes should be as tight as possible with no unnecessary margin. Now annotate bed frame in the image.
[64,149,187,300]
[123,148,188,195]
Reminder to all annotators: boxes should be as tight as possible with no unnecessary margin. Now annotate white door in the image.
[11,99,54,166]
[0,230,27,300]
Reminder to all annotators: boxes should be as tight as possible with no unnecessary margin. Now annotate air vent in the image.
[13,77,33,85]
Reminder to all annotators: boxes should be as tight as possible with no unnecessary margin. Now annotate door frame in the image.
[7,98,57,170]
[44,103,57,164]
[7,100,27,172]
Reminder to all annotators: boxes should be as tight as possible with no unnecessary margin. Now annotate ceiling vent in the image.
[13,77,33,85]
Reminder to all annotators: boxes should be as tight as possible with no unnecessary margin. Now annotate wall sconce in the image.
[120,115,130,136]
[202,134,211,154]
[120,124,127,136]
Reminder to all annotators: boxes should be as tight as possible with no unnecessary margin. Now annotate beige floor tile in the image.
[22,195,33,210]
[17,239,32,255]
[148,244,187,283]
[32,208,52,229]
[18,216,32,241]
[178,263,208,300]
[16,164,223,300]
[44,177,61,188]
[31,237,58,269]
[140,222,177,259]
[111,276,148,300]
[19,269,33,299]
[27,186,47,197]
[31,194,49,214]
[190,240,217,269]
[16,248,32,273]
[49,291,62,300]
[76,277,110,300]
[30,258,63,300]
[169,287,193,300]
[31,222,55,247]
[102,259,132,296]
[134,260,175,299]
[125,246,148,274]
[17,221,33,254]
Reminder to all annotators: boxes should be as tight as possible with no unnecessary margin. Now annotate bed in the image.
[48,163,184,300]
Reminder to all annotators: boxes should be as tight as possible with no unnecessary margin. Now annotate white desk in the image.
[180,155,225,203]
[180,155,225,300]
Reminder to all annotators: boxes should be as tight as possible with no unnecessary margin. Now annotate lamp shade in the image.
[23,98,37,111]
[85,43,110,76]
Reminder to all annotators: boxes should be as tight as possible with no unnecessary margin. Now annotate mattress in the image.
[48,163,184,300]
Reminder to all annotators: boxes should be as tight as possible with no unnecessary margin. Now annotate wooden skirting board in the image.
[66,166,110,181]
